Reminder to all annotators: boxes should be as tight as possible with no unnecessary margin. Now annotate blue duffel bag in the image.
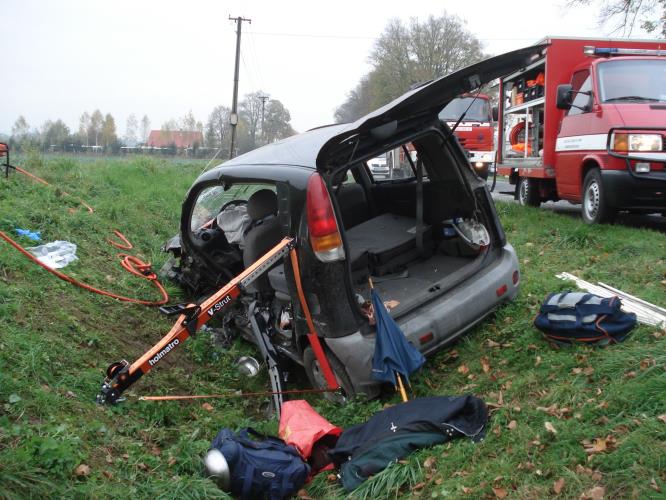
[534,291,637,345]
[209,427,310,500]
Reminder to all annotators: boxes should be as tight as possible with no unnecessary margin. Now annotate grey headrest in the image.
[247,189,277,221]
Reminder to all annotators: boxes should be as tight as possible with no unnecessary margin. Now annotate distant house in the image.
[146,130,203,149]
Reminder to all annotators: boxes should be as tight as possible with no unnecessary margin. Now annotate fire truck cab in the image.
[439,93,496,179]
[497,37,666,223]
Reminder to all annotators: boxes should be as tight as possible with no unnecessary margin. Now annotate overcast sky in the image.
[0,0,652,137]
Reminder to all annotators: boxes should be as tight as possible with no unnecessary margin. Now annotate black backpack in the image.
[209,427,310,500]
[534,292,637,345]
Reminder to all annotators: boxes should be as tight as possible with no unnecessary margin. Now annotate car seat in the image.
[243,189,283,293]
[331,168,371,229]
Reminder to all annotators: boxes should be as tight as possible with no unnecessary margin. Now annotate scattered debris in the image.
[15,227,41,241]
[27,240,78,269]
[74,464,91,477]
[557,272,666,329]
[553,477,566,495]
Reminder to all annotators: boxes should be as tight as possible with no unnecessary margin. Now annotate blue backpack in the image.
[534,291,637,345]
[209,427,310,500]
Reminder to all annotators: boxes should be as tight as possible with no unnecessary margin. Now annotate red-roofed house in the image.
[146,130,203,149]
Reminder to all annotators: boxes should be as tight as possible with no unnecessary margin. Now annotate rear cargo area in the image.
[336,174,489,317]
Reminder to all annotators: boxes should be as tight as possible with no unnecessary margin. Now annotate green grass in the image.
[1,156,665,499]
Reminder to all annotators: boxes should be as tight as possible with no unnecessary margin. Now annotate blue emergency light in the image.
[584,45,666,57]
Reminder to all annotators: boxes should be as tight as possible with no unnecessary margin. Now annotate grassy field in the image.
[0,156,664,499]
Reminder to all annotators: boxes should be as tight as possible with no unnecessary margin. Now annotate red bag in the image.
[279,400,342,475]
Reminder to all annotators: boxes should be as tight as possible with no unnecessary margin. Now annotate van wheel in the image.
[517,177,541,207]
[582,169,615,224]
[303,346,355,404]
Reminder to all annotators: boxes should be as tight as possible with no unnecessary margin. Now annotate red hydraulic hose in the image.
[0,230,169,306]
[1,163,169,306]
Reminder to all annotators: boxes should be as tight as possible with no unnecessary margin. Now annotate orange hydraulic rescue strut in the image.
[97,237,341,410]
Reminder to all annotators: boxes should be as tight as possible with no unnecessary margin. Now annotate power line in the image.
[245,30,540,42]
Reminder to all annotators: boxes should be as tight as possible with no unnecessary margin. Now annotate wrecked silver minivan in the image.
[164,46,542,400]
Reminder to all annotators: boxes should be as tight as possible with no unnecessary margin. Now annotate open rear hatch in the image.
[315,45,545,318]
[315,44,546,172]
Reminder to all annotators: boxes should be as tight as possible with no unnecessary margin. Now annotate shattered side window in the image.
[190,185,228,232]
[189,183,275,232]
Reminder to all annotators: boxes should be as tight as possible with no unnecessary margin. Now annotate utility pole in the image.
[258,95,269,144]
[229,15,251,159]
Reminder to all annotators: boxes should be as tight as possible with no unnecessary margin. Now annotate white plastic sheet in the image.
[27,240,78,269]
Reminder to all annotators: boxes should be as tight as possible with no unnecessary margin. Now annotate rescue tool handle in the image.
[97,237,296,404]
[159,303,199,317]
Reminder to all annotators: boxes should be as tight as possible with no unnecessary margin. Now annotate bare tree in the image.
[11,115,30,140]
[239,91,266,149]
[79,112,91,146]
[89,109,104,147]
[568,0,666,36]
[125,114,138,146]
[140,115,151,144]
[205,105,231,149]
[101,114,117,149]
[180,110,197,131]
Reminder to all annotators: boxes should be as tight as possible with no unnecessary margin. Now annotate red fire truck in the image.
[496,37,666,223]
[440,93,495,179]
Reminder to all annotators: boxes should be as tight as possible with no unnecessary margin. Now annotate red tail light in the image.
[306,173,345,262]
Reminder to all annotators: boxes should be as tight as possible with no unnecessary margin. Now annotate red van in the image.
[497,37,666,223]
[439,93,496,179]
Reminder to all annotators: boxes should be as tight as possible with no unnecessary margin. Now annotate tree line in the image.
[5,91,295,158]
[334,13,486,124]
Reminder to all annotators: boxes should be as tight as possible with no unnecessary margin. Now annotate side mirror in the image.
[556,84,573,110]
[491,106,498,122]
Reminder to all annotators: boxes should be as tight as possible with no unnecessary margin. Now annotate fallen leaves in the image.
[492,487,508,498]
[507,420,517,430]
[582,435,617,455]
[658,415,666,424]
[544,421,557,434]
[296,489,313,499]
[576,464,603,481]
[201,402,214,412]
[74,464,91,477]
[537,404,572,419]
[640,358,656,370]
[580,485,605,500]
[423,456,437,470]
[481,356,491,374]
[650,478,661,492]
[457,364,470,375]
[553,477,565,495]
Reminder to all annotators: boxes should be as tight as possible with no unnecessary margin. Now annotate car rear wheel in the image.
[582,169,615,224]
[517,177,541,207]
[303,346,355,404]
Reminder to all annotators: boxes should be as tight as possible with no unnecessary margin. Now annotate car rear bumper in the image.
[326,244,520,397]
[601,169,666,211]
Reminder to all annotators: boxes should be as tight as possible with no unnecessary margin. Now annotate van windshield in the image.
[598,59,666,103]
[439,97,491,122]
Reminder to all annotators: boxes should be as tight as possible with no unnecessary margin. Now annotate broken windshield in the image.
[598,59,666,103]
[438,97,491,123]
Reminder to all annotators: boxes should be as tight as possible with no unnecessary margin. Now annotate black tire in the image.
[516,177,541,207]
[582,169,615,224]
[303,346,355,404]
